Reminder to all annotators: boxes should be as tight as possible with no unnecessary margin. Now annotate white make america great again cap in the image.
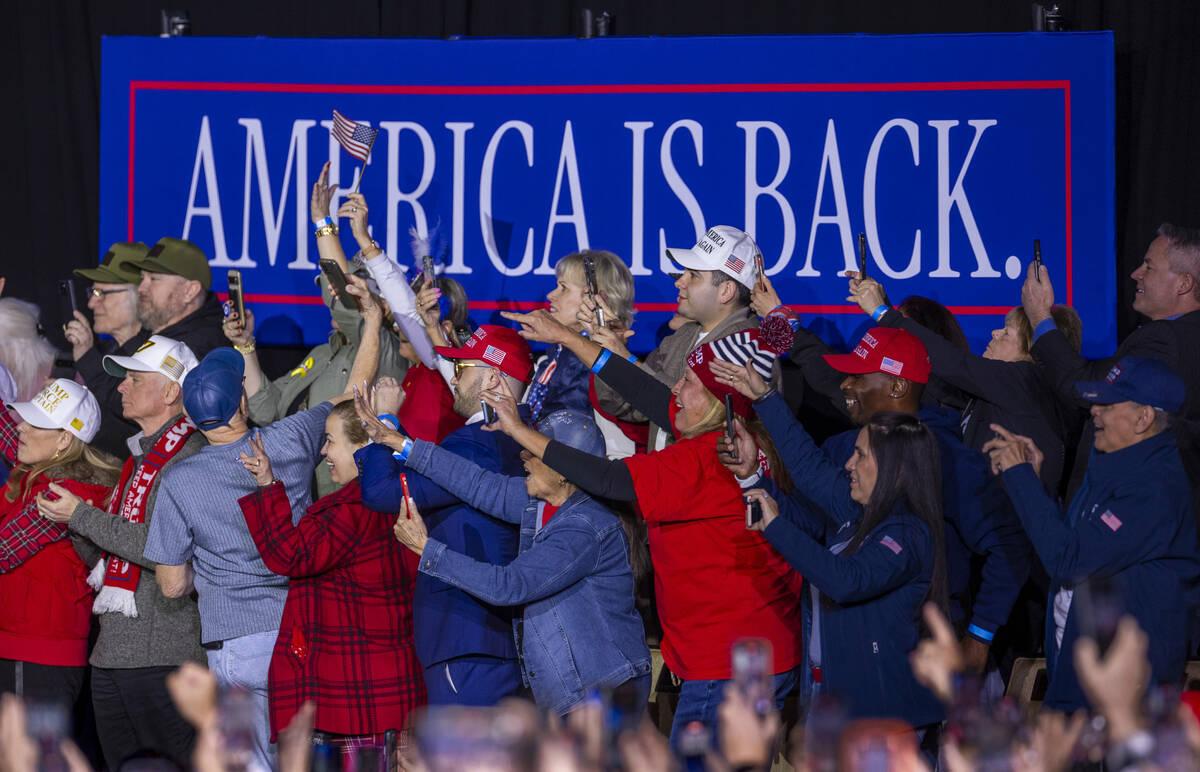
[666,225,762,290]
[103,335,198,385]
[6,378,101,443]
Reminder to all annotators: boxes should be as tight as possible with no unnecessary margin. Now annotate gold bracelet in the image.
[234,342,256,355]
[314,224,338,238]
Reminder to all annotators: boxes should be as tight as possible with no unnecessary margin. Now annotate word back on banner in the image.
[100,34,1115,354]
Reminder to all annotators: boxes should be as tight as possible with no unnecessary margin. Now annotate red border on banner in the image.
[131,78,1074,312]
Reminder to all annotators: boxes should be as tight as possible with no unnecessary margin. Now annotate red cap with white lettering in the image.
[821,327,931,384]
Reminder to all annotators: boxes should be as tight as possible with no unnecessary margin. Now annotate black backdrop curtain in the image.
[2,0,1198,346]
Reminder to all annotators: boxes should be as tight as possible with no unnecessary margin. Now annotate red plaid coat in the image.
[239,479,425,740]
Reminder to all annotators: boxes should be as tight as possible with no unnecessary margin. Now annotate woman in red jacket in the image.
[236,399,425,756]
[1,379,118,704]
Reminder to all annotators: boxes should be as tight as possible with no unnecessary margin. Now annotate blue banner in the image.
[100,33,1115,355]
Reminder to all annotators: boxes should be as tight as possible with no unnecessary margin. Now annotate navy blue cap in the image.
[1075,356,1185,412]
[537,410,605,457]
[182,348,246,429]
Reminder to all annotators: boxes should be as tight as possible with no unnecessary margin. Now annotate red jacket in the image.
[239,479,425,740]
[623,430,804,680]
[0,412,111,666]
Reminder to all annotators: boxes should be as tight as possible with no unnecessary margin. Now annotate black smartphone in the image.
[481,399,498,425]
[318,258,359,311]
[745,496,763,528]
[724,393,738,462]
[1033,238,1043,283]
[857,232,868,278]
[57,279,81,325]
[422,254,436,282]
[226,270,245,326]
[582,253,606,327]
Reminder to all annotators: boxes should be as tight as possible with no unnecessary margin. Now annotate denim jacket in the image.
[406,440,651,715]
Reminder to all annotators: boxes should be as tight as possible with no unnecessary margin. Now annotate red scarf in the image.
[88,415,196,617]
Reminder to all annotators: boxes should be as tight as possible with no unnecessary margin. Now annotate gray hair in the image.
[1157,223,1200,302]
[0,298,58,401]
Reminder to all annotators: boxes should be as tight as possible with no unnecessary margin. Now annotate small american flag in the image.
[879,535,903,555]
[482,345,506,366]
[1099,510,1123,532]
[332,109,379,162]
[725,254,746,274]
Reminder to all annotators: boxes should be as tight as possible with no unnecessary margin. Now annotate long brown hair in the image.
[5,432,121,504]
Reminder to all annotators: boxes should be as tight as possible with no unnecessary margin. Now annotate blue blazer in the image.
[356,420,526,667]
[406,440,651,716]
[1001,431,1200,712]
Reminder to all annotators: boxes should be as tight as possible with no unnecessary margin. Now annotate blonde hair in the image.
[5,432,122,504]
[680,388,793,493]
[1004,305,1083,355]
[555,251,637,329]
[0,298,58,401]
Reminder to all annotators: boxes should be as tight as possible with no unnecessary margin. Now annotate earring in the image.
[52,449,62,461]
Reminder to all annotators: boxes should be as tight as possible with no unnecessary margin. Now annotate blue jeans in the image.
[669,667,798,754]
[206,630,278,772]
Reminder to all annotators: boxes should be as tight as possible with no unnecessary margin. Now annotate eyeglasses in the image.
[89,286,132,299]
[452,361,489,379]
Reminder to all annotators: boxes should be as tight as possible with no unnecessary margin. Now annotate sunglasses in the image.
[452,361,489,379]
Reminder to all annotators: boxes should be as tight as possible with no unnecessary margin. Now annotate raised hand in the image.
[1021,261,1055,327]
[393,498,429,555]
[845,271,889,316]
[741,488,779,532]
[415,282,442,327]
[64,310,95,360]
[982,424,1044,477]
[750,272,782,318]
[353,383,409,451]
[371,376,405,416]
[166,662,218,730]
[237,430,275,486]
[589,323,635,360]
[310,161,339,225]
[479,378,522,436]
[709,359,770,401]
[717,418,760,478]
[343,275,381,325]
[221,307,256,347]
[1074,616,1151,742]
[335,193,372,250]
[909,602,964,703]
[500,309,571,345]
[718,684,781,770]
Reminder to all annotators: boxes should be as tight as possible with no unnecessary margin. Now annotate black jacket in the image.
[75,336,142,459]
[1032,308,1200,518]
[154,292,228,362]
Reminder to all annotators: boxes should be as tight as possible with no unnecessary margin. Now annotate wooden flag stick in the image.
[351,132,378,194]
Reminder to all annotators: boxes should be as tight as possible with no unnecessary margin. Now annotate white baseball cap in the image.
[666,225,762,290]
[6,378,102,443]
[103,335,198,385]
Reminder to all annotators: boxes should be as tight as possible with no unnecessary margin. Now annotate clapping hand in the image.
[237,431,275,487]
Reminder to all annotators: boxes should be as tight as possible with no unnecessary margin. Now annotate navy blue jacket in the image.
[820,404,1031,643]
[756,397,944,728]
[356,420,525,667]
[1001,431,1200,712]
[525,345,592,421]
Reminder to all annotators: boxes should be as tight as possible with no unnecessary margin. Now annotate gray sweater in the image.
[69,415,207,670]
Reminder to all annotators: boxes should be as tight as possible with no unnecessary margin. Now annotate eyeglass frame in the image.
[452,360,491,379]
[88,286,134,299]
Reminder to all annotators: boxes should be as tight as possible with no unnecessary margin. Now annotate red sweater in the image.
[397,364,464,443]
[239,480,426,740]
[0,474,111,666]
[624,431,803,680]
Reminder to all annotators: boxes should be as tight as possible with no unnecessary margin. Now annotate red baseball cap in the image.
[822,327,931,384]
[435,324,535,383]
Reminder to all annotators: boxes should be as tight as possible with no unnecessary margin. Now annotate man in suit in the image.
[1022,223,1200,517]
[357,325,533,705]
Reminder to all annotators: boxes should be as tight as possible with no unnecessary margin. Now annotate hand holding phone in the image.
[227,270,245,327]
[857,232,868,279]
[481,400,498,425]
[582,253,606,328]
[318,259,359,311]
[1034,239,1043,283]
[724,394,738,462]
[422,254,436,284]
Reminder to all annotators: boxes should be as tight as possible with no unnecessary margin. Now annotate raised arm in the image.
[404,440,531,524]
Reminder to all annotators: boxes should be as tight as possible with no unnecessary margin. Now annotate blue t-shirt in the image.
[143,402,333,643]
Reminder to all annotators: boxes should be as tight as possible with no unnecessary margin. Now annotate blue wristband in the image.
[591,349,612,374]
[870,304,890,322]
[314,216,334,229]
[966,623,995,643]
[377,413,400,431]
[393,437,414,464]
[627,354,639,364]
